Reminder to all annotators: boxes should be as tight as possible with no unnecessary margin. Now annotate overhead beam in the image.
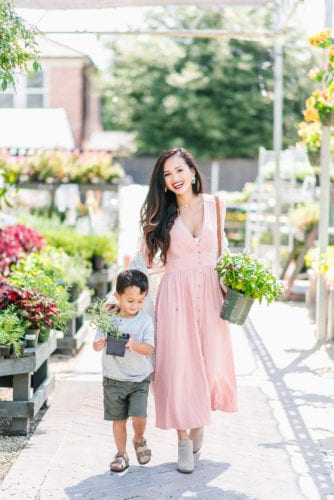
[15,0,270,8]
[42,29,277,40]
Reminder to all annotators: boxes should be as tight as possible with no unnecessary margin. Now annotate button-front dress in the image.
[143,194,237,430]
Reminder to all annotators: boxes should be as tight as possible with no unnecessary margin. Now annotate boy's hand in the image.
[93,337,107,351]
[126,334,134,352]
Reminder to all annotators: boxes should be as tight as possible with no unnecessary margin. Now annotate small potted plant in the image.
[89,234,117,271]
[0,306,26,358]
[87,299,129,357]
[216,250,287,325]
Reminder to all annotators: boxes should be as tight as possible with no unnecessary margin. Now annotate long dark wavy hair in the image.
[140,147,204,265]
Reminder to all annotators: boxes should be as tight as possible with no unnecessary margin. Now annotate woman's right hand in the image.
[105,303,120,314]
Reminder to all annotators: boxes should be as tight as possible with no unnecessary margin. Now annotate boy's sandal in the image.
[110,451,129,472]
[133,438,152,465]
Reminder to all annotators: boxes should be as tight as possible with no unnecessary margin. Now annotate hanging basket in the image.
[220,287,255,325]
[307,150,321,167]
[320,113,334,127]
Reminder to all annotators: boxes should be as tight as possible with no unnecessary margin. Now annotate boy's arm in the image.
[126,335,154,355]
[126,314,155,355]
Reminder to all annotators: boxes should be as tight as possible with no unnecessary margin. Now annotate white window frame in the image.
[0,69,49,108]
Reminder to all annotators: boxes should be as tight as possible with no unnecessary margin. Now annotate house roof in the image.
[38,36,91,60]
[0,109,75,150]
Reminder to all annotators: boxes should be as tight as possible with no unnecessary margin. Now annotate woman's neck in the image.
[177,193,197,209]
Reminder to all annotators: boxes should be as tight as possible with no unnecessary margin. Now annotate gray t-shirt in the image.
[94,310,155,382]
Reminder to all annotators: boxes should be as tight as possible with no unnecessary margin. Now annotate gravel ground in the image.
[0,349,83,483]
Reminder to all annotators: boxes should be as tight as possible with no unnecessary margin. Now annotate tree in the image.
[0,0,40,208]
[0,0,40,91]
[101,7,314,159]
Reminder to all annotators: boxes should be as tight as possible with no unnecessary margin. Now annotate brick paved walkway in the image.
[1,301,333,500]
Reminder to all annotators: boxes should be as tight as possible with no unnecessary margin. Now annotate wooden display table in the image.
[0,332,57,435]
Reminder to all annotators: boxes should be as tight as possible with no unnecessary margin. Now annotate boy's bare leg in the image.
[132,416,151,464]
[110,419,129,471]
[113,418,127,452]
[132,416,146,442]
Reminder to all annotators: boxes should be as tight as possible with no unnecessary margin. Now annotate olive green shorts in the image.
[103,376,150,421]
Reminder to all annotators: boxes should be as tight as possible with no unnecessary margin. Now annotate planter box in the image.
[0,332,57,435]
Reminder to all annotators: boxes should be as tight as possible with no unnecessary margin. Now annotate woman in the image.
[140,147,237,474]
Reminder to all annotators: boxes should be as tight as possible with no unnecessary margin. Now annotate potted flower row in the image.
[0,149,125,185]
[216,250,287,325]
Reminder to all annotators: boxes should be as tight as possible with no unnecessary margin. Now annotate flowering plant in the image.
[216,251,286,304]
[305,245,334,284]
[304,30,334,125]
[297,121,322,152]
[0,149,125,185]
[304,87,334,124]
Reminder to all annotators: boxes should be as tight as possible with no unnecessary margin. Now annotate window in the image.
[0,70,48,108]
[0,93,14,108]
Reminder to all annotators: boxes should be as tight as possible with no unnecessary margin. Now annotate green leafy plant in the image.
[216,250,286,304]
[0,0,40,91]
[8,269,74,331]
[90,234,118,264]
[87,299,123,339]
[0,305,25,357]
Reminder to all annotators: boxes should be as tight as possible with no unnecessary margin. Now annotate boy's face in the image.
[114,286,147,317]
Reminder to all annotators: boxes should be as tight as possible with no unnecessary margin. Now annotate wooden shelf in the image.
[0,332,57,435]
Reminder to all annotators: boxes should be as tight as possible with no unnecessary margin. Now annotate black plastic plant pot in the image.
[106,334,129,357]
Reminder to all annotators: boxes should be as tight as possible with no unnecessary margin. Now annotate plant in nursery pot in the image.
[89,234,117,271]
[216,251,287,325]
[0,278,60,347]
[0,306,26,358]
[87,299,129,357]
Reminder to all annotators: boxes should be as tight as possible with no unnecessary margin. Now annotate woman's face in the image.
[163,155,194,195]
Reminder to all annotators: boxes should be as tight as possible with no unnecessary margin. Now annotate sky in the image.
[17,0,327,69]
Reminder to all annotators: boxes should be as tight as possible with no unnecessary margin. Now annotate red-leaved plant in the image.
[0,224,45,276]
[0,277,59,329]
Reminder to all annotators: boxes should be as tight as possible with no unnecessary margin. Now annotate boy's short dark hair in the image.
[116,269,149,295]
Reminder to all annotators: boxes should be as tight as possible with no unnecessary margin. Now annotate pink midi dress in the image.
[144,194,237,430]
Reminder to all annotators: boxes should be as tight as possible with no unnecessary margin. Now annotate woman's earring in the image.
[191,176,196,185]
[164,187,167,192]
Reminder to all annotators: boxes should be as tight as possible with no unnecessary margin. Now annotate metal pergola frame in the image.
[15,0,332,340]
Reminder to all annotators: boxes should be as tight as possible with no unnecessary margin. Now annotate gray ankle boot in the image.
[189,427,204,453]
[177,439,194,474]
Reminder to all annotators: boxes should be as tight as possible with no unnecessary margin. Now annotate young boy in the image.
[93,269,154,473]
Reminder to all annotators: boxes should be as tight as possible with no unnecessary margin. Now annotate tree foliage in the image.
[0,0,40,91]
[101,8,314,159]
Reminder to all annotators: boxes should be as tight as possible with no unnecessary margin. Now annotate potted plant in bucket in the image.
[87,299,129,357]
[216,250,287,325]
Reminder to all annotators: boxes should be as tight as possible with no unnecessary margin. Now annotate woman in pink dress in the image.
[140,147,237,474]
